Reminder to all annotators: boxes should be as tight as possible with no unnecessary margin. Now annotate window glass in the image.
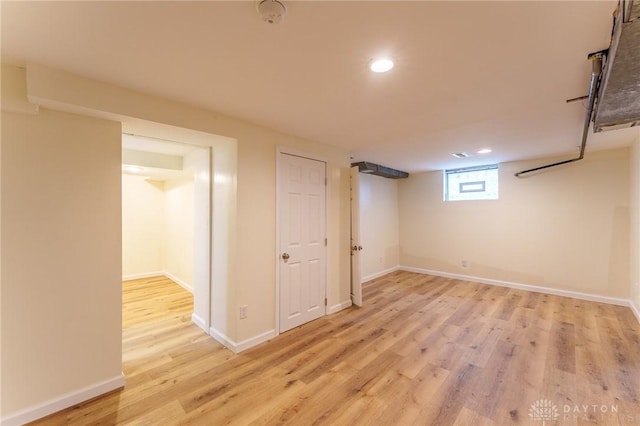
[444,165,499,201]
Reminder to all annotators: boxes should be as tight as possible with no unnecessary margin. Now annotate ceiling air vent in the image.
[351,162,409,179]
[451,152,471,159]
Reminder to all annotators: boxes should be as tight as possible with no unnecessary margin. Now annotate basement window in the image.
[444,164,499,201]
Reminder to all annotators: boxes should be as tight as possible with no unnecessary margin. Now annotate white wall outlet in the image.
[461,260,468,269]
[239,305,248,319]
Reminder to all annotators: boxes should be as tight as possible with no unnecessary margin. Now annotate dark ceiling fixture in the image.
[351,161,409,179]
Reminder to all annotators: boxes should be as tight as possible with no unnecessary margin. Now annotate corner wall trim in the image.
[209,327,275,354]
[209,327,236,352]
[362,266,400,283]
[0,374,125,425]
[328,300,352,314]
[399,266,631,307]
[163,271,193,293]
[191,313,208,333]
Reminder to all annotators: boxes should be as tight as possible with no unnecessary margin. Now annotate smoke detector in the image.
[257,0,286,24]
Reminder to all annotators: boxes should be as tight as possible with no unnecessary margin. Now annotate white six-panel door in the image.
[278,153,327,333]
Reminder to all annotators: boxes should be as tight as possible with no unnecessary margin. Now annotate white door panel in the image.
[279,153,326,332]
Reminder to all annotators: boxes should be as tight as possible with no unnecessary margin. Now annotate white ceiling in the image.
[2,1,637,172]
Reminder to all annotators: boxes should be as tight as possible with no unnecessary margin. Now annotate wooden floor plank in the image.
[29,273,640,425]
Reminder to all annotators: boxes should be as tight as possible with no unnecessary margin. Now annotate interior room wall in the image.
[23,62,351,349]
[1,69,123,421]
[164,178,195,288]
[122,174,165,278]
[359,173,400,280]
[184,147,212,331]
[121,174,195,289]
[630,131,640,319]
[399,147,630,300]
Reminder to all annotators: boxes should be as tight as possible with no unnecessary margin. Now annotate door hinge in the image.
[325,177,328,186]
[325,237,327,246]
[325,298,327,306]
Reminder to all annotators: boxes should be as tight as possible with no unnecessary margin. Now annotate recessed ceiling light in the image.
[370,58,394,73]
[477,148,492,154]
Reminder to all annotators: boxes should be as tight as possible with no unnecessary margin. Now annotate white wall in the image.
[1,69,123,421]
[184,147,212,332]
[122,174,195,289]
[164,178,194,287]
[122,174,165,277]
[359,173,400,280]
[399,148,630,299]
[630,131,640,318]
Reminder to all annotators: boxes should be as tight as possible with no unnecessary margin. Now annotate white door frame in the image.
[275,146,328,335]
[350,166,363,306]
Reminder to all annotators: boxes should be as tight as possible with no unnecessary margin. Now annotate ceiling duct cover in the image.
[593,1,640,131]
[352,161,409,179]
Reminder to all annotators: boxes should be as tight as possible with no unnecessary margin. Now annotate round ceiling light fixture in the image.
[370,57,394,73]
[257,0,287,24]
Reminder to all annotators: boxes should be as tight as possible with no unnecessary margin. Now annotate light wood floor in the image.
[31,272,640,425]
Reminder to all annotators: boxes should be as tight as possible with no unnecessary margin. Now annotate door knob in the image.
[282,253,290,261]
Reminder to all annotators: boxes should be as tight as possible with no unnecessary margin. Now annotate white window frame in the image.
[444,164,499,201]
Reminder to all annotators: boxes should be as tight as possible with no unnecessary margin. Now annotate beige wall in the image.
[2,62,351,420]
[122,174,194,287]
[399,148,630,299]
[122,174,165,276]
[359,173,400,280]
[630,132,640,315]
[164,179,194,287]
[23,63,351,343]
[1,103,123,419]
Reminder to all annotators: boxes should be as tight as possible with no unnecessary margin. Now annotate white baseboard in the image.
[236,330,276,353]
[328,299,352,314]
[362,266,400,283]
[122,271,164,281]
[209,327,236,352]
[191,313,208,333]
[631,301,640,324]
[399,266,630,307]
[1,374,125,426]
[163,271,193,293]
[122,271,193,293]
[208,327,275,354]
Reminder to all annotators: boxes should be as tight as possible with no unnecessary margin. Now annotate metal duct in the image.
[351,162,409,179]
[515,53,603,177]
[593,0,640,131]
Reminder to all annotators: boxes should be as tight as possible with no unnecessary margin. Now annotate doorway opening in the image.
[121,133,210,329]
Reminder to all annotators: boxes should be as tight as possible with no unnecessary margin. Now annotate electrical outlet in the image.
[461,260,468,269]
[239,305,248,319]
